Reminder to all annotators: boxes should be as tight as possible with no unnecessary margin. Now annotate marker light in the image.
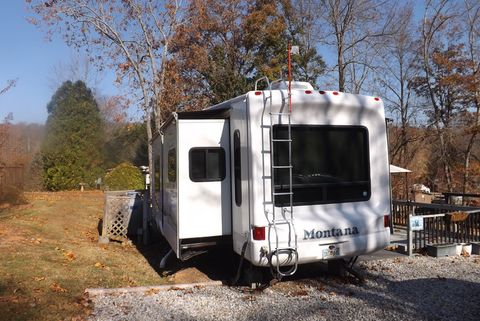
[333,91,339,95]
[374,97,380,101]
[384,215,390,228]
[319,90,326,94]
[305,90,312,94]
[255,91,262,96]
[252,226,266,241]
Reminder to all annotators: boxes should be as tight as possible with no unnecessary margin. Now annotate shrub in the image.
[104,162,144,191]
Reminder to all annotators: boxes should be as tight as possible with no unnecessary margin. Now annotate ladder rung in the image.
[272,165,292,169]
[261,150,271,153]
[270,112,291,116]
[273,192,293,196]
[262,176,272,179]
[273,247,297,253]
[272,139,291,142]
[270,220,291,225]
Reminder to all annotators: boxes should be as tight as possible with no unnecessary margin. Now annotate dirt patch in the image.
[168,267,211,284]
[269,281,313,297]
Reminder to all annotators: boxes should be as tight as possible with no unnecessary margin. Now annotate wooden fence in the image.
[0,165,24,195]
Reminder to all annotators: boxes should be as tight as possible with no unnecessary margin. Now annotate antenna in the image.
[288,43,292,112]
[287,44,299,113]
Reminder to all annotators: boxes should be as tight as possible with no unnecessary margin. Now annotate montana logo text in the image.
[303,227,359,240]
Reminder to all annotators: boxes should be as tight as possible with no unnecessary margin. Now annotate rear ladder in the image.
[255,77,298,278]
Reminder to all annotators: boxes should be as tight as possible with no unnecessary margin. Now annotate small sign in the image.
[410,216,424,231]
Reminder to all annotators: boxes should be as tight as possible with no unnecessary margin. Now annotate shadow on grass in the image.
[130,232,238,284]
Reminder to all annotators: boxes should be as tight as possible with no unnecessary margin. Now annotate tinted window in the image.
[189,148,226,182]
[167,148,176,183]
[155,155,161,191]
[273,125,370,206]
[234,130,242,206]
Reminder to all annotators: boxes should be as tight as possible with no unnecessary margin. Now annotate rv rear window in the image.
[189,148,226,182]
[273,125,371,206]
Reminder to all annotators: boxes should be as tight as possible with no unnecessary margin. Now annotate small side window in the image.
[234,130,242,206]
[189,148,226,182]
[167,148,176,183]
[154,155,161,191]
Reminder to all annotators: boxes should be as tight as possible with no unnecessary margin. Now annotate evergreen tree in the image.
[42,81,105,190]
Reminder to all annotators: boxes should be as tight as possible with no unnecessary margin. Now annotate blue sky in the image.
[0,2,119,124]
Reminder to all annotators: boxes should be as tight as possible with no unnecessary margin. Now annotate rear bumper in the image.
[248,228,390,267]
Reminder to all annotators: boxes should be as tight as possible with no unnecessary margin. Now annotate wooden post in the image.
[142,190,149,245]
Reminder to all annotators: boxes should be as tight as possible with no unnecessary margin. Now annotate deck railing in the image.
[411,210,480,251]
[392,200,475,227]
[392,200,480,254]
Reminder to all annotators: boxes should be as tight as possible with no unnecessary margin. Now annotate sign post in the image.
[407,213,423,256]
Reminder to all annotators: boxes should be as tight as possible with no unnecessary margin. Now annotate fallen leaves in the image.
[94,262,110,271]
[54,247,77,262]
[144,288,160,296]
[83,231,97,242]
[30,238,42,244]
[50,282,67,293]
[63,250,76,261]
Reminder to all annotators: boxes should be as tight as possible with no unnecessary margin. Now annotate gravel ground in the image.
[88,255,480,321]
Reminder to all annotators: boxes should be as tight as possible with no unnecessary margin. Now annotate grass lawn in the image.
[0,191,167,321]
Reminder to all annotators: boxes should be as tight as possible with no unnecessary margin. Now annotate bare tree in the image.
[460,0,480,195]
[48,53,104,94]
[416,0,460,191]
[318,0,398,93]
[377,3,422,167]
[0,79,17,96]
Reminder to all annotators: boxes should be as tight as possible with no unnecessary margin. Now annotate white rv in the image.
[151,79,391,279]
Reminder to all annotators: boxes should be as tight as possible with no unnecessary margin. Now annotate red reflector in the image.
[374,97,380,101]
[252,226,266,241]
[255,91,262,96]
[384,215,390,228]
[319,90,326,94]
[305,90,312,94]
[333,91,339,95]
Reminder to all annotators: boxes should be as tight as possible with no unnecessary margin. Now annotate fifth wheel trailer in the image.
[151,80,391,278]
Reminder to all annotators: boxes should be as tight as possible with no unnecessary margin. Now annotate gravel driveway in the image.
[88,255,480,321]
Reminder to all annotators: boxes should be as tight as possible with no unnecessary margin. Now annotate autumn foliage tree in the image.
[166,0,325,110]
